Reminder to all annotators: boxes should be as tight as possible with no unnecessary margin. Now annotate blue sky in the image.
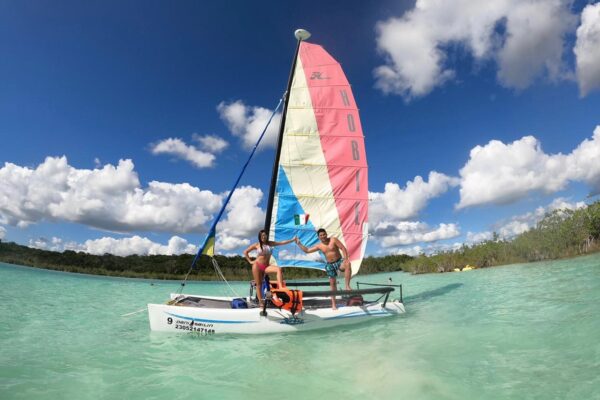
[1,0,599,258]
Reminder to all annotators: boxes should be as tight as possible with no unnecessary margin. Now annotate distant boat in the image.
[453,265,476,272]
[147,29,405,335]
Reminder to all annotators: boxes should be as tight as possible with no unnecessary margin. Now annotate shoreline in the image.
[2,244,599,282]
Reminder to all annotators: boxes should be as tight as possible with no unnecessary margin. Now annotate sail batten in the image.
[269,41,369,274]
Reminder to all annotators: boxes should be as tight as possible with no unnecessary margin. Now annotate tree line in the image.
[1,200,599,279]
[400,200,600,274]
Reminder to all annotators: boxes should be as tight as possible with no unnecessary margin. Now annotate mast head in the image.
[294,29,311,41]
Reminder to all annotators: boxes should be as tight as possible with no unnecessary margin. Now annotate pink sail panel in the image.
[298,42,368,264]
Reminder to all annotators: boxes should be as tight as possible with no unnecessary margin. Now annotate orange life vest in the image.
[270,288,303,315]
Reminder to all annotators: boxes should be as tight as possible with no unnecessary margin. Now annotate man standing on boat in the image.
[295,228,351,310]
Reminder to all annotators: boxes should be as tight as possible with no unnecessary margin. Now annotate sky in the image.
[1,0,599,259]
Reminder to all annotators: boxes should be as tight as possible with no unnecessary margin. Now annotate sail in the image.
[198,228,216,257]
[269,42,369,275]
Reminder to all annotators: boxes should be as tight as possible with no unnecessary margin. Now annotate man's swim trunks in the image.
[325,258,343,278]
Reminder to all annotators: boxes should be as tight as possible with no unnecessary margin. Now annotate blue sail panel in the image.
[273,166,324,270]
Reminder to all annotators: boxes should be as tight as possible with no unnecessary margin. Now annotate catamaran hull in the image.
[147,296,405,335]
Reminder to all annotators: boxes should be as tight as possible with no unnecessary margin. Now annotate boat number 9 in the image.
[167,317,173,325]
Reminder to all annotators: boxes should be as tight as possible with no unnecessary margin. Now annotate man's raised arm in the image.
[295,237,319,253]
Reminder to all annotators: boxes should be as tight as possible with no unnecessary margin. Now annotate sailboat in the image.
[147,29,405,335]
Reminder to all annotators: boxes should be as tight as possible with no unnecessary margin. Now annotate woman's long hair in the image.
[258,229,266,250]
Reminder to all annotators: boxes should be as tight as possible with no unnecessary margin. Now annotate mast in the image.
[263,29,311,237]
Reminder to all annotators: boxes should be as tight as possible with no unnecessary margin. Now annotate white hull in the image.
[148,294,405,335]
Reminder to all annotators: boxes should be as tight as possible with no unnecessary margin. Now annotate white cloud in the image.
[368,172,460,251]
[29,235,197,256]
[370,171,459,224]
[28,236,64,252]
[466,231,494,244]
[374,0,576,99]
[393,245,424,257]
[495,0,575,88]
[277,249,323,262]
[0,226,5,240]
[0,157,271,254]
[0,156,223,233]
[574,3,600,96]
[569,126,600,194]
[458,136,567,207]
[76,235,197,256]
[192,134,228,153]
[392,241,463,257]
[217,236,251,252]
[381,196,586,253]
[150,137,216,168]
[164,236,197,255]
[457,126,600,208]
[216,186,265,251]
[495,197,586,237]
[372,221,460,248]
[546,197,586,212]
[498,220,531,237]
[217,100,282,149]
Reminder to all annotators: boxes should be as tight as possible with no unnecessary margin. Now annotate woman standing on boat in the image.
[243,230,295,305]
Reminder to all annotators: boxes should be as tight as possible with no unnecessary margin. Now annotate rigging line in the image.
[120,308,147,317]
[176,96,285,294]
[211,257,240,298]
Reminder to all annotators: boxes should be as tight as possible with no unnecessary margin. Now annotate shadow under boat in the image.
[403,283,463,304]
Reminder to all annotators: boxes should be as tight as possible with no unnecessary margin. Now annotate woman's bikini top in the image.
[256,244,272,257]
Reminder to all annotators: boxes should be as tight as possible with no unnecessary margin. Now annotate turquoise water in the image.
[1,255,599,400]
